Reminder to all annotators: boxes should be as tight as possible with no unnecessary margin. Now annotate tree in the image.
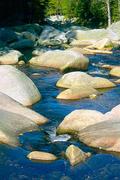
[0,0,48,26]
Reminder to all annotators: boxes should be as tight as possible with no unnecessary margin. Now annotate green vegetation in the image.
[46,0,120,28]
[0,0,120,27]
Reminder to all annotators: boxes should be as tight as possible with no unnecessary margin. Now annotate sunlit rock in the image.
[29,50,89,72]
[0,65,41,106]
[74,29,108,41]
[57,110,104,134]
[0,109,38,147]
[90,38,113,50]
[57,86,99,100]
[0,92,48,125]
[66,145,91,166]
[18,60,25,65]
[109,21,120,39]
[109,67,120,77]
[56,71,115,89]
[0,49,22,65]
[78,119,120,152]
[27,151,57,162]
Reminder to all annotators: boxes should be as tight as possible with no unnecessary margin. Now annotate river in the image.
[1,51,120,179]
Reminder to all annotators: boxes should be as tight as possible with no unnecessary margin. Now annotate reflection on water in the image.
[1,53,120,179]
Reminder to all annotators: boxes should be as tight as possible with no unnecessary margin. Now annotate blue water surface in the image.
[1,52,120,179]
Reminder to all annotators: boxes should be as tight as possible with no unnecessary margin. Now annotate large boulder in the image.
[109,67,120,77]
[0,28,18,43]
[9,39,34,50]
[0,49,22,65]
[57,104,120,153]
[37,25,67,46]
[78,119,120,152]
[57,110,104,134]
[66,145,91,166]
[0,92,48,125]
[74,29,108,41]
[12,23,42,35]
[21,31,37,42]
[109,21,120,39]
[27,151,57,162]
[0,109,38,147]
[56,86,99,100]
[56,71,115,89]
[29,50,89,72]
[0,65,41,106]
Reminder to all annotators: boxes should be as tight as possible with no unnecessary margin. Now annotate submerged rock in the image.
[27,151,57,162]
[57,86,99,100]
[66,145,91,166]
[0,65,41,106]
[0,109,38,147]
[57,110,104,134]
[0,92,48,125]
[0,49,22,65]
[56,71,115,89]
[29,50,89,72]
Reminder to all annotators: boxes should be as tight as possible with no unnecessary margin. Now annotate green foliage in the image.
[46,0,120,28]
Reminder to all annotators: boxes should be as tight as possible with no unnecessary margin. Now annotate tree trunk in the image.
[106,0,111,27]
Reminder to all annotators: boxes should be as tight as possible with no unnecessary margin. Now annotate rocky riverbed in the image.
[1,21,120,179]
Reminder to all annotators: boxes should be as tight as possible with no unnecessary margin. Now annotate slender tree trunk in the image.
[106,0,111,27]
[118,0,120,19]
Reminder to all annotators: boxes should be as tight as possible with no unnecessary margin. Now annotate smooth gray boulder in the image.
[38,25,67,46]
[9,39,34,50]
[74,29,108,41]
[0,109,38,147]
[109,21,120,39]
[29,50,89,72]
[0,28,18,43]
[0,92,48,125]
[0,65,41,106]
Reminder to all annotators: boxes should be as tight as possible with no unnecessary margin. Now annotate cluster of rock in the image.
[0,21,120,166]
[0,65,48,146]
[57,104,120,153]
[56,71,115,100]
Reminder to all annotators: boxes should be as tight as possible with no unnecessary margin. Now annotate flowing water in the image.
[1,52,120,179]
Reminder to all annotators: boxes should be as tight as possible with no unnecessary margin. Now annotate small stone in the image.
[66,145,91,166]
[27,151,57,162]
[18,60,25,65]
[89,94,97,99]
